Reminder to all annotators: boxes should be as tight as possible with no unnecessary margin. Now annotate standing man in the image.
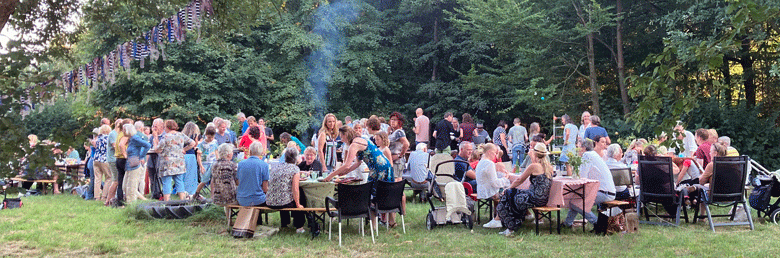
[472,123,490,145]
[413,108,430,146]
[674,124,697,157]
[237,112,248,136]
[507,118,528,166]
[258,118,274,142]
[344,116,353,128]
[433,112,456,153]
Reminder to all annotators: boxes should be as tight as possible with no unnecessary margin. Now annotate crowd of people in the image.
[16,108,742,236]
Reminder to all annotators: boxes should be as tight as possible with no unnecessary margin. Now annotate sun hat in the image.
[532,142,549,155]
[92,128,100,134]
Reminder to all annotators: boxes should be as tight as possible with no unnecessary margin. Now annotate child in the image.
[193,127,219,200]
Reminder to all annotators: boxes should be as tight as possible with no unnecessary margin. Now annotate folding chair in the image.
[693,156,754,231]
[372,180,407,235]
[636,155,689,226]
[325,183,374,246]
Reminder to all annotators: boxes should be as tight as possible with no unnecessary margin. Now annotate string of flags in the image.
[54,0,214,94]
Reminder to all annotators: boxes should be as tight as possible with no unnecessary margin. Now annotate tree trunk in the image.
[722,56,732,104]
[740,38,756,107]
[431,19,438,82]
[616,0,629,116]
[587,33,599,115]
[0,0,19,32]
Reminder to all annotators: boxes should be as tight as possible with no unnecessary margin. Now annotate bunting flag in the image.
[53,0,213,93]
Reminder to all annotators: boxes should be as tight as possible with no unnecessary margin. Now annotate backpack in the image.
[749,184,772,211]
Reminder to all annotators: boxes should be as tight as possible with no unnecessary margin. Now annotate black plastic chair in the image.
[636,155,689,226]
[325,182,374,246]
[693,156,754,231]
[372,180,407,235]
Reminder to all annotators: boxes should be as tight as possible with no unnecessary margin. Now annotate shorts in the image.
[201,162,214,186]
[161,173,186,195]
[392,163,405,179]
[109,161,118,181]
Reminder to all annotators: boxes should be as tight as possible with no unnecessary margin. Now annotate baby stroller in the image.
[748,160,780,223]
[424,158,474,230]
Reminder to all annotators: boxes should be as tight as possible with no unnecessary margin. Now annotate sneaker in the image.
[498,229,513,236]
[482,219,502,228]
[296,228,306,234]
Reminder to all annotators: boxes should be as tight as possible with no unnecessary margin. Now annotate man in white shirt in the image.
[403,143,433,189]
[563,139,616,227]
[675,124,697,157]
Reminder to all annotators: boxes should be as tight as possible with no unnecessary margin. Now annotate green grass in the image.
[1,193,779,257]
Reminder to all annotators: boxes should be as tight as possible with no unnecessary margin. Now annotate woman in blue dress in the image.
[559,114,578,176]
[323,126,393,183]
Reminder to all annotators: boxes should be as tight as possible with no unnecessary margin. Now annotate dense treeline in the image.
[3,0,780,176]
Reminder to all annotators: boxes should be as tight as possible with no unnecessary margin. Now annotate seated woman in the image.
[477,143,512,229]
[212,143,238,208]
[604,144,631,200]
[236,142,270,207]
[697,142,728,186]
[266,147,307,234]
[495,143,553,236]
[298,147,323,173]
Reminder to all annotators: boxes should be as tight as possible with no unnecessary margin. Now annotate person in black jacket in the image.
[433,112,458,153]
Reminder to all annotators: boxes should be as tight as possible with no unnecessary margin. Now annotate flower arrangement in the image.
[566,148,584,178]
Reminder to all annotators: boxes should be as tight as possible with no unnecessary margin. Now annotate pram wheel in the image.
[462,214,473,229]
[426,213,435,230]
[771,209,780,224]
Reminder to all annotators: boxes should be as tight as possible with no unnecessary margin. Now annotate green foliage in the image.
[25,92,99,151]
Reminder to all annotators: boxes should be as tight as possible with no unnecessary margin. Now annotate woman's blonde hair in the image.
[319,113,339,138]
[374,131,390,147]
[99,125,112,135]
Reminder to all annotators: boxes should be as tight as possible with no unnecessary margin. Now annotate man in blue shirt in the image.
[454,142,477,191]
[583,115,610,144]
[236,142,270,206]
[237,112,248,135]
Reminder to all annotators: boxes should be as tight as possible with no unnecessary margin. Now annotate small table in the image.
[546,177,600,232]
[300,180,336,208]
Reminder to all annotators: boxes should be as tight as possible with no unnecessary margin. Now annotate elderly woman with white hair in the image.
[267,147,307,233]
[236,142,270,206]
[604,144,631,200]
[212,143,238,206]
[122,124,151,203]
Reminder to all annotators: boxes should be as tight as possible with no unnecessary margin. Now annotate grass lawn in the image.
[1,192,778,257]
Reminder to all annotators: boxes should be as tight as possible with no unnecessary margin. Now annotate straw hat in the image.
[532,142,549,155]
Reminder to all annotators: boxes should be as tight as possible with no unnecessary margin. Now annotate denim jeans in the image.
[511,144,525,166]
[84,160,95,200]
[564,191,615,225]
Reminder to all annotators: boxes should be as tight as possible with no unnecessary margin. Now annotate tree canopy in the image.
[3,0,780,177]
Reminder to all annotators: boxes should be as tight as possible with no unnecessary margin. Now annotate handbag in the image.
[232,207,260,238]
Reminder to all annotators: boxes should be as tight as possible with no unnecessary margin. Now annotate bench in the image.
[532,206,561,235]
[218,204,336,237]
[10,177,58,194]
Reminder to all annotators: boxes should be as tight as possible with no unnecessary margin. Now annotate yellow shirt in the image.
[114,131,127,158]
[726,147,739,157]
